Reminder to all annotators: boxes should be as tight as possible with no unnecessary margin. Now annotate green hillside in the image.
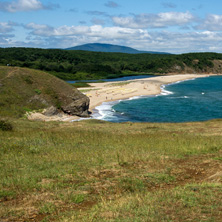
[0,66,89,118]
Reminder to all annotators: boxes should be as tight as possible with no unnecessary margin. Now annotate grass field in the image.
[0,118,222,221]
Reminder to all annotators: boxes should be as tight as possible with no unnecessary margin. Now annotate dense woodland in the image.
[0,47,222,80]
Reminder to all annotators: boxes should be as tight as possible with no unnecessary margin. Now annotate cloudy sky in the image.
[1,0,222,53]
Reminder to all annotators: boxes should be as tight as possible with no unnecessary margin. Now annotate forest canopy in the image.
[0,47,221,80]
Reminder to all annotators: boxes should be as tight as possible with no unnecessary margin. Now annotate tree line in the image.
[0,47,221,80]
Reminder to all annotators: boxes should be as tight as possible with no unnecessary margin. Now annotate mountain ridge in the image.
[66,43,170,54]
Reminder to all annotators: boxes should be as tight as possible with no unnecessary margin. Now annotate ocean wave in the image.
[166,96,189,99]
[160,85,174,96]
[127,95,145,100]
[158,77,200,96]
[92,101,119,120]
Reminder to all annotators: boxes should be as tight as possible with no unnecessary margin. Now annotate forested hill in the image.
[66,43,169,54]
[1,47,222,80]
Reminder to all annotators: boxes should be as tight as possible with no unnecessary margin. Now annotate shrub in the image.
[70,82,91,88]
[34,89,42,95]
[0,120,13,131]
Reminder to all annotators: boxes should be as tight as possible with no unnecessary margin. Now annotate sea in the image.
[67,75,156,83]
[92,75,222,123]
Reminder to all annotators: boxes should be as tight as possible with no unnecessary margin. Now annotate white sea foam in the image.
[126,95,146,101]
[159,77,199,96]
[92,101,119,120]
[160,85,174,96]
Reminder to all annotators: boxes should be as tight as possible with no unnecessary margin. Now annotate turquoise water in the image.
[94,76,222,122]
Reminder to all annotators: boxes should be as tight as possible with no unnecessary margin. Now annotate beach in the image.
[85,74,209,111]
[28,74,209,121]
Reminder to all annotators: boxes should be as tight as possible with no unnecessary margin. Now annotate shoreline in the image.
[28,74,210,122]
[86,74,209,112]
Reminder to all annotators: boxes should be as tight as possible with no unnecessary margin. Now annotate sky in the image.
[1,0,222,53]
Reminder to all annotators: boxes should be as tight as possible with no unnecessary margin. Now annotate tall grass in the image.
[0,119,222,221]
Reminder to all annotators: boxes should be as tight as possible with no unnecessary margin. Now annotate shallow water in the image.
[93,76,222,123]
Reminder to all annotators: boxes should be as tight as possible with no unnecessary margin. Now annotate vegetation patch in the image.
[70,82,91,88]
[34,89,42,95]
[107,81,131,87]
[0,119,13,131]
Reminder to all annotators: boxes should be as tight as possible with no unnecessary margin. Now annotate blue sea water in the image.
[94,76,222,123]
[67,75,156,83]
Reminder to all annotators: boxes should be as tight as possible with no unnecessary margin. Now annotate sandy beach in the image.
[28,74,209,121]
[84,74,209,111]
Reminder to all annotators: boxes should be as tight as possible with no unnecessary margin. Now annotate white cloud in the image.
[25,23,150,40]
[3,15,222,53]
[140,31,222,53]
[0,0,59,12]
[25,23,54,36]
[112,12,196,29]
[196,14,222,31]
[0,22,15,33]
[89,25,151,40]
[22,23,152,48]
[19,22,222,53]
[55,26,90,36]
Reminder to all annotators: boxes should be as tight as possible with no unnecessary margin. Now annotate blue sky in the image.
[1,0,222,53]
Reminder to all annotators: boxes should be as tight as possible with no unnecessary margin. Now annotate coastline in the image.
[28,74,209,122]
[86,74,209,112]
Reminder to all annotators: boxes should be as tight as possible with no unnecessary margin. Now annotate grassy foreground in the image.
[0,119,222,221]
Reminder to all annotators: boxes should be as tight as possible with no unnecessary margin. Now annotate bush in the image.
[34,89,42,95]
[70,82,91,88]
[0,120,13,131]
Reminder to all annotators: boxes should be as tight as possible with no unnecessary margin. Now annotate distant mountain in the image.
[65,43,170,54]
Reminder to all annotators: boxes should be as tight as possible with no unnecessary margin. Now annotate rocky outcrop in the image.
[42,106,59,116]
[59,89,90,117]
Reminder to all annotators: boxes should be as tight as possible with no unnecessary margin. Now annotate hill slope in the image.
[0,66,89,118]
[66,43,169,54]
